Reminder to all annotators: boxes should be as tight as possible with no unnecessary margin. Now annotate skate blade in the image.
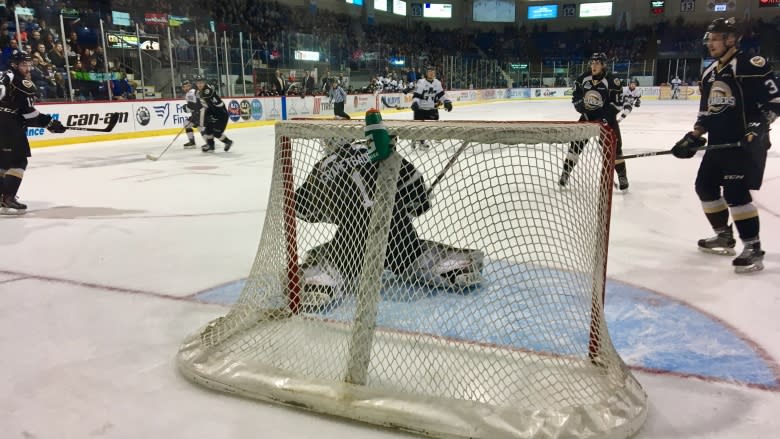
[698,247,736,256]
[0,208,26,216]
[183,145,197,149]
[734,261,764,274]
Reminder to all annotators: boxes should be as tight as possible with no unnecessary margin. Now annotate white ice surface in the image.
[1,99,779,438]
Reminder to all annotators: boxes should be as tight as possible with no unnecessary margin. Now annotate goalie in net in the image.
[294,135,484,310]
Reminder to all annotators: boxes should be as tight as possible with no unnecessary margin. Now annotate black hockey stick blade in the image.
[618,142,741,160]
[65,112,121,132]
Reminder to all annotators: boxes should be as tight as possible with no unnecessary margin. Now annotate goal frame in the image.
[178,119,647,439]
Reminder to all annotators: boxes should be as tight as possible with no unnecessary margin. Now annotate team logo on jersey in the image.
[22,79,34,89]
[136,106,151,126]
[707,81,736,114]
[227,100,241,122]
[750,56,766,68]
[583,81,592,90]
[614,78,621,86]
[583,90,604,111]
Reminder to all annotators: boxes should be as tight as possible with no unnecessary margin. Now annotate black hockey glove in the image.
[46,119,67,133]
[573,99,586,114]
[411,102,420,112]
[634,98,641,108]
[444,101,453,112]
[188,114,199,126]
[672,132,705,159]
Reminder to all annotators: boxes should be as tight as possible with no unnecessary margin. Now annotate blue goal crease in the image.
[192,261,779,388]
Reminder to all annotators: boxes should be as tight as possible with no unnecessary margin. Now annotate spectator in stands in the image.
[32,43,50,69]
[67,32,80,57]
[111,73,135,100]
[272,69,286,95]
[48,42,65,71]
[304,70,316,96]
[0,38,18,70]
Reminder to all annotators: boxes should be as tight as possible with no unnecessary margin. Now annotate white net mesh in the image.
[177,119,647,438]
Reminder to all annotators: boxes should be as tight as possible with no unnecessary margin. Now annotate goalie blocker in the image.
[295,133,484,310]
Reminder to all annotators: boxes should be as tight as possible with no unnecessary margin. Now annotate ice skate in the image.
[697,226,736,256]
[223,138,233,152]
[299,260,344,312]
[183,139,197,149]
[0,195,27,215]
[201,143,215,153]
[732,243,765,274]
[614,175,629,193]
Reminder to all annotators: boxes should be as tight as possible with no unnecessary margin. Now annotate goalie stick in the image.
[145,127,186,161]
[618,141,741,160]
[65,112,121,132]
[426,140,470,196]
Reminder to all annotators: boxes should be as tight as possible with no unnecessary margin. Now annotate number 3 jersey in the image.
[696,52,780,143]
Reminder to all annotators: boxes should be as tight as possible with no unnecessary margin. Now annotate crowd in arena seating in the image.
[0,0,777,102]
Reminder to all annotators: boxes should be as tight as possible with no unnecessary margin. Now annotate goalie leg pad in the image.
[299,245,345,310]
[403,241,485,289]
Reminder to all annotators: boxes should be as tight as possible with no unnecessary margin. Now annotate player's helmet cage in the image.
[321,137,353,154]
[589,52,608,65]
[703,17,740,45]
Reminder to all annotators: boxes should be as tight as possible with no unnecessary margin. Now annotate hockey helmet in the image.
[704,17,740,45]
[589,52,608,65]
[182,79,192,87]
[9,50,32,65]
[193,74,205,83]
[321,137,353,154]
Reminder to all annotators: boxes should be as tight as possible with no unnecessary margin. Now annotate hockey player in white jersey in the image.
[617,79,642,122]
[411,66,452,148]
[670,75,682,99]
[181,80,202,149]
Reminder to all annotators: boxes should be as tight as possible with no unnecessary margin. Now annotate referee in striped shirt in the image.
[328,80,350,119]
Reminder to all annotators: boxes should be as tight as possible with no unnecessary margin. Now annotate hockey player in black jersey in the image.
[559,52,628,191]
[0,50,66,214]
[293,135,483,310]
[671,17,779,273]
[194,75,233,153]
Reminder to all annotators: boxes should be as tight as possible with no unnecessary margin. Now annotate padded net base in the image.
[177,120,647,438]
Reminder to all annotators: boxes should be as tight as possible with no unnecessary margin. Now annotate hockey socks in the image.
[701,198,730,230]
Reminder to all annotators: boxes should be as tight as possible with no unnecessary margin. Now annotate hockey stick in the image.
[65,112,121,132]
[145,127,186,161]
[618,142,741,160]
[426,140,470,196]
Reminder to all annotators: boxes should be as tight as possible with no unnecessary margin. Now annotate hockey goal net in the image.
[177,119,647,438]
[658,84,693,100]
